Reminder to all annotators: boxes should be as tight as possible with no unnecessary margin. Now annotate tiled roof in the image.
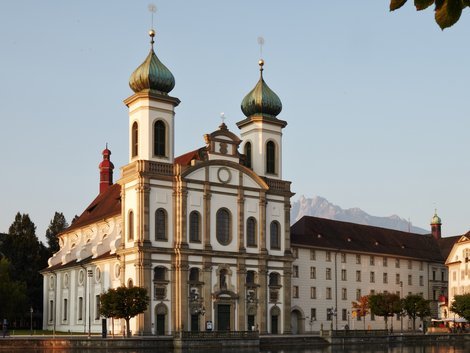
[65,184,121,233]
[291,216,457,262]
[175,148,206,166]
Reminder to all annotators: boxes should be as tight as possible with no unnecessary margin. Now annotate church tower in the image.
[124,29,180,163]
[431,210,442,240]
[237,59,287,179]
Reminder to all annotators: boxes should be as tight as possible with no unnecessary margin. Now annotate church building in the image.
[42,28,294,335]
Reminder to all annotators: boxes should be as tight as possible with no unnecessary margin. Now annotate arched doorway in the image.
[155,303,168,335]
[270,306,281,334]
[291,307,304,334]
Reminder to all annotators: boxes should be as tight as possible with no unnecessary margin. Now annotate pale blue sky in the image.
[1,1,469,240]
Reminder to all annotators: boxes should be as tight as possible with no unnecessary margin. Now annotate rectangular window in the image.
[356,255,361,264]
[396,273,400,285]
[370,289,375,295]
[341,269,347,281]
[326,251,331,262]
[419,261,424,271]
[327,308,334,321]
[49,300,54,322]
[342,309,347,321]
[78,297,83,320]
[310,308,317,321]
[310,249,316,260]
[408,274,412,285]
[383,257,388,267]
[370,271,375,283]
[356,270,361,282]
[310,266,316,279]
[370,256,375,266]
[293,286,299,298]
[441,271,445,281]
[453,271,457,281]
[383,272,388,284]
[419,275,424,286]
[433,270,436,280]
[341,253,347,263]
[95,295,100,320]
[433,290,437,300]
[356,289,362,301]
[292,247,298,258]
[408,260,412,270]
[395,258,400,268]
[326,287,332,300]
[310,287,317,299]
[326,268,332,280]
[293,265,299,278]
[341,288,347,300]
[63,298,68,321]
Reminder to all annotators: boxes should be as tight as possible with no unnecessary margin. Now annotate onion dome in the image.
[129,29,175,94]
[431,210,442,225]
[241,59,282,119]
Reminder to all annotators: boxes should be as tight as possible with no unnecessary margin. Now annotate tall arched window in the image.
[216,208,231,245]
[155,208,167,240]
[246,217,257,247]
[189,268,200,282]
[266,141,276,174]
[189,211,201,242]
[269,272,280,287]
[132,122,138,158]
[128,210,134,241]
[154,120,166,157]
[154,266,167,281]
[244,142,252,169]
[270,221,280,250]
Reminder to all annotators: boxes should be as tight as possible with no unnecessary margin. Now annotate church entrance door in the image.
[156,314,165,335]
[191,314,199,331]
[217,304,230,331]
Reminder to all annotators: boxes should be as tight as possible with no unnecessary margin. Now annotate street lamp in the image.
[400,281,403,333]
[87,269,93,338]
[30,307,33,335]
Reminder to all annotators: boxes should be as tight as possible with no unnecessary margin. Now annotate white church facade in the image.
[42,28,294,335]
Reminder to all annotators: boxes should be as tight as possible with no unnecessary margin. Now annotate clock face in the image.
[217,167,232,184]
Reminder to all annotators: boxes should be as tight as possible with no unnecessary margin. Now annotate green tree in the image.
[100,286,149,337]
[450,293,470,322]
[351,295,370,330]
[390,0,470,30]
[402,294,431,331]
[0,258,28,320]
[369,292,402,331]
[45,212,68,254]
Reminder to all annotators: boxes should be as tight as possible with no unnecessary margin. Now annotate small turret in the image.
[99,145,114,194]
[430,210,442,240]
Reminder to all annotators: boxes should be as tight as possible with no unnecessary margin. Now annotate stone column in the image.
[259,192,267,253]
[258,263,268,334]
[282,264,292,334]
[203,174,212,250]
[237,263,246,331]
[203,260,213,324]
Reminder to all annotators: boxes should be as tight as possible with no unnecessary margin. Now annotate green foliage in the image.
[45,212,68,254]
[0,258,28,320]
[450,293,470,321]
[389,0,469,29]
[368,292,402,330]
[402,294,431,330]
[100,286,149,336]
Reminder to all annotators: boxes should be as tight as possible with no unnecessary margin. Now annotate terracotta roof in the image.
[65,184,121,233]
[175,148,206,166]
[291,216,456,262]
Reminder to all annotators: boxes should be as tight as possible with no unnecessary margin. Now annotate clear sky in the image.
[1,1,469,241]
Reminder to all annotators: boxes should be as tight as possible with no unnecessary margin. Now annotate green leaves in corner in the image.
[389,0,469,29]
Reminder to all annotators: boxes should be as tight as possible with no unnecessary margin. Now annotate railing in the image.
[331,329,389,337]
[178,331,259,339]
[264,178,292,193]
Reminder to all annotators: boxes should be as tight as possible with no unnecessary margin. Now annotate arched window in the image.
[131,122,138,158]
[127,278,134,288]
[269,272,280,287]
[189,211,201,242]
[155,208,167,240]
[154,120,166,157]
[189,268,200,282]
[246,270,255,285]
[266,141,276,174]
[128,210,134,241]
[154,266,167,281]
[216,208,231,245]
[270,221,280,250]
[246,217,257,247]
[244,142,252,169]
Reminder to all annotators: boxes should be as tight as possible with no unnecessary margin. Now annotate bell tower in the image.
[124,29,180,163]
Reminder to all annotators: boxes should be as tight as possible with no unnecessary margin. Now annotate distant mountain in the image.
[291,195,428,234]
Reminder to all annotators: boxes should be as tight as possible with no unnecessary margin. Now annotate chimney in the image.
[99,145,114,194]
[430,210,442,240]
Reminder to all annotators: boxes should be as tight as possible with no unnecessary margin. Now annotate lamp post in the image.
[400,281,403,333]
[30,307,33,335]
[87,269,93,338]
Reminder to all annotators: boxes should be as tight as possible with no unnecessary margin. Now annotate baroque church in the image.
[42,28,294,335]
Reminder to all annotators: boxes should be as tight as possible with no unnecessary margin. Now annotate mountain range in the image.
[291,195,428,234]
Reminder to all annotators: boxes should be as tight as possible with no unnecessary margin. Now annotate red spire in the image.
[99,144,114,194]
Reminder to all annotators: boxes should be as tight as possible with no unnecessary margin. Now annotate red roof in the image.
[175,148,205,166]
[65,183,121,233]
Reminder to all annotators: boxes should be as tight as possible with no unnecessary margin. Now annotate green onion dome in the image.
[431,211,442,225]
[241,60,282,118]
[129,30,175,94]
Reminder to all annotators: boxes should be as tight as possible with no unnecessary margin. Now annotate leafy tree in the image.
[390,0,470,30]
[369,292,402,331]
[0,258,28,320]
[45,212,68,254]
[450,293,470,322]
[351,295,370,330]
[100,286,149,337]
[402,294,431,330]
